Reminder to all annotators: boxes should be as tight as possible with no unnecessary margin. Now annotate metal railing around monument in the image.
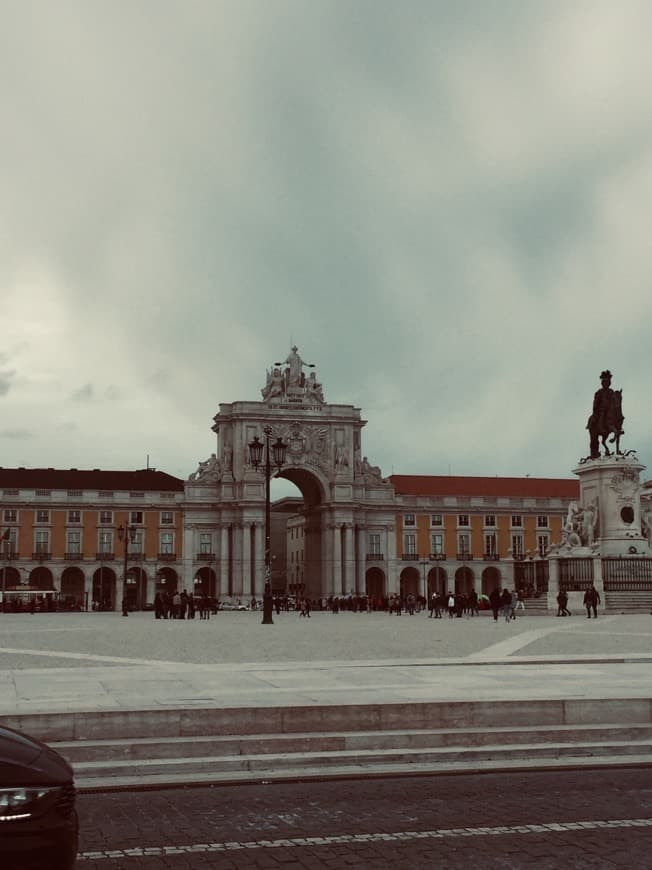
[602,557,652,591]
[558,558,593,592]
[514,560,549,595]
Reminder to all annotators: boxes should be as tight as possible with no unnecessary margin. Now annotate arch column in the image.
[355,524,366,596]
[332,523,343,596]
[252,522,264,598]
[232,522,244,598]
[385,524,398,595]
[343,524,354,595]
[219,524,230,599]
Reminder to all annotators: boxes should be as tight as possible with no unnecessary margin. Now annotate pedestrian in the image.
[428,592,436,618]
[557,590,571,617]
[447,592,455,619]
[172,590,181,619]
[468,588,479,617]
[501,588,512,622]
[406,593,415,615]
[489,588,501,622]
[584,584,600,619]
[515,589,526,614]
[509,589,518,620]
[121,595,129,617]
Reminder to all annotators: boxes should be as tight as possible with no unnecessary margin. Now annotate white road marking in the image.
[77,817,652,860]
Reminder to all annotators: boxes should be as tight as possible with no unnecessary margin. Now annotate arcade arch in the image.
[365,567,385,603]
[454,565,475,595]
[92,567,116,611]
[60,567,85,604]
[482,566,502,595]
[29,566,54,590]
[123,567,146,611]
[399,566,421,599]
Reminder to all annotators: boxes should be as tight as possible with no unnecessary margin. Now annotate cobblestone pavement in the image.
[1,610,651,669]
[76,768,652,868]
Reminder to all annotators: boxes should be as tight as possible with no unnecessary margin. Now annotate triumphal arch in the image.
[184,346,398,601]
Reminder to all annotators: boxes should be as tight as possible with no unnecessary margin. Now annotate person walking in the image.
[501,588,512,623]
[509,589,518,620]
[557,590,571,617]
[489,588,501,622]
[584,584,600,618]
[515,588,526,615]
[447,592,456,618]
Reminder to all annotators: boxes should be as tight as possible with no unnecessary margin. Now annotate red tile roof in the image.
[389,474,579,499]
[0,468,184,492]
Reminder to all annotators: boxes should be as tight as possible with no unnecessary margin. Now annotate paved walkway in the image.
[0,611,650,715]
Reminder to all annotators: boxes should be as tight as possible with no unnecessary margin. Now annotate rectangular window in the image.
[431,534,443,555]
[368,533,381,554]
[3,509,17,523]
[129,531,144,554]
[130,511,143,525]
[67,490,82,497]
[98,531,113,553]
[403,514,416,526]
[99,511,113,524]
[36,509,50,523]
[484,533,497,555]
[511,515,522,527]
[67,510,81,524]
[404,534,417,555]
[485,515,496,527]
[67,531,81,554]
[458,533,470,554]
[2,528,18,555]
[160,532,173,554]
[512,534,524,558]
[538,534,549,556]
[537,515,549,528]
[458,515,469,527]
[35,530,49,553]
[199,533,212,554]
[161,511,174,525]
[430,514,443,526]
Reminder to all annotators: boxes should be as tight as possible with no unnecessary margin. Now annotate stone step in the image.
[70,739,652,791]
[52,722,652,763]
[73,752,652,792]
[7,697,652,743]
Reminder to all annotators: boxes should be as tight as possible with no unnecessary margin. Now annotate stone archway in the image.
[157,567,178,596]
[400,566,420,599]
[365,567,385,606]
[428,566,447,597]
[192,567,214,598]
[185,346,399,601]
[482,566,501,596]
[61,567,85,606]
[123,567,147,611]
[29,566,54,590]
[92,567,116,611]
[0,566,21,590]
[455,565,475,595]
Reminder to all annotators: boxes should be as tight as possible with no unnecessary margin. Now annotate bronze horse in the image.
[588,389,624,458]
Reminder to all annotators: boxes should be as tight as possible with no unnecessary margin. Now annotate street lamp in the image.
[1,528,11,610]
[248,425,288,625]
[117,523,137,614]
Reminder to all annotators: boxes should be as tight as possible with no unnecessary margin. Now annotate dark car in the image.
[0,725,78,869]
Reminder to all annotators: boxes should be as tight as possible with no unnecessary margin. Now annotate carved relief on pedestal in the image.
[609,468,638,505]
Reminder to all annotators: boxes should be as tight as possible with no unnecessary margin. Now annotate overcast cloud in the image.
[1,0,651,487]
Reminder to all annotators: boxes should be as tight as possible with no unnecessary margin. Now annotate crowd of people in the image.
[134,586,601,621]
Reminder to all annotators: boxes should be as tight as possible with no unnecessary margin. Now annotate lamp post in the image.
[420,558,429,605]
[248,425,288,625]
[1,528,10,610]
[117,523,137,615]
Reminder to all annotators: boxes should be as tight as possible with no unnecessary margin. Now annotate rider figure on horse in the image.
[587,370,624,459]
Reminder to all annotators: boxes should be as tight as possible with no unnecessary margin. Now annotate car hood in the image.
[0,725,74,787]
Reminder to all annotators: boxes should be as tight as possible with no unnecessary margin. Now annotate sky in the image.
[2,0,651,489]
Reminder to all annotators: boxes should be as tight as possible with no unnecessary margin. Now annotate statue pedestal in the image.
[573,455,647,556]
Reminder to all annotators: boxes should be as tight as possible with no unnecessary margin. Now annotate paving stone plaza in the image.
[1,609,651,716]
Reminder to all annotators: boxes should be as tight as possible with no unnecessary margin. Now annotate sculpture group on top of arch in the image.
[262,345,325,405]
